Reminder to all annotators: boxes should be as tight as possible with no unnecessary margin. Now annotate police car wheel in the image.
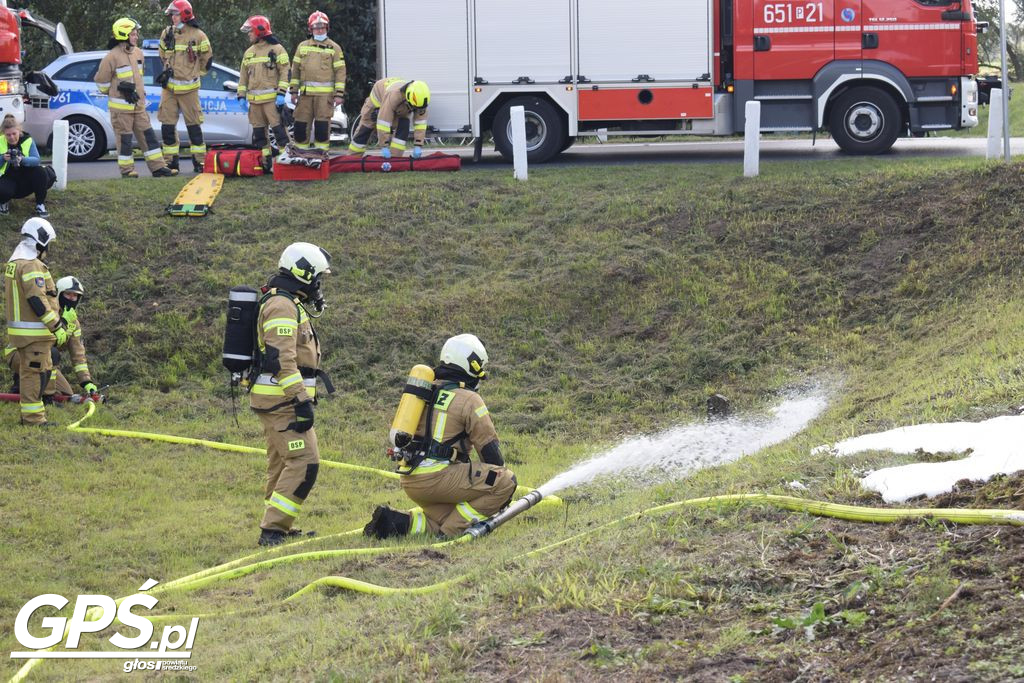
[65,115,106,162]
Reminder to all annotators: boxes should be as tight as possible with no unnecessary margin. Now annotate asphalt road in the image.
[65,136,1024,181]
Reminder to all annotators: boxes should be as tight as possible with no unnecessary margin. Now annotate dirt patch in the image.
[437,485,1024,681]
[931,472,1024,510]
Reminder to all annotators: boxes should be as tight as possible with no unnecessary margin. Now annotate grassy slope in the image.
[1,156,1023,681]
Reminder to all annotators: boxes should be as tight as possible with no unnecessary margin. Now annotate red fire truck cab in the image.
[379,0,981,161]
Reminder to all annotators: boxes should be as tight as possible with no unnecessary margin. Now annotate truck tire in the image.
[493,96,566,164]
[829,87,901,155]
[65,115,106,162]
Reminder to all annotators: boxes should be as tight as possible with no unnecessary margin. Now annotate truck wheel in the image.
[493,96,566,163]
[829,87,901,155]
[65,116,106,162]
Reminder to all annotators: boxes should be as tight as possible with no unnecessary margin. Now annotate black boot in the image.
[363,505,411,539]
[285,528,316,537]
[257,529,286,547]
[192,157,203,173]
[167,155,180,171]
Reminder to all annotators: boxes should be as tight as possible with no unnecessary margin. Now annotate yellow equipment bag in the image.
[166,174,225,217]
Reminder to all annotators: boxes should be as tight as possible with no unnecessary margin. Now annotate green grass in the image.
[1,156,1023,680]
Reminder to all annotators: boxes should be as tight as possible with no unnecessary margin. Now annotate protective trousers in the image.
[7,347,74,396]
[400,463,517,537]
[293,95,333,150]
[110,110,167,176]
[248,101,289,164]
[257,405,319,533]
[158,90,206,165]
[347,100,378,154]
[17,340,52,424]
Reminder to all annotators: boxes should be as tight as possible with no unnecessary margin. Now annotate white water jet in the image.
[536,389,829,497]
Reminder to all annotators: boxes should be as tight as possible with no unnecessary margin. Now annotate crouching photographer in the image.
[0,115,55,218]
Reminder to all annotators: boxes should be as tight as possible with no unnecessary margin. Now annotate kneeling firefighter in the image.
[5,275,99,401]
[245,243,333,547]
[364,334,517,539]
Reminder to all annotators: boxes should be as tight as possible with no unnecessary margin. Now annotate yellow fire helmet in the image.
[112,17,140,41]
[404,80,430,109]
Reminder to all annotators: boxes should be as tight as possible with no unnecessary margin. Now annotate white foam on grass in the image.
[814,414,1024,502]
[536,390,829,497]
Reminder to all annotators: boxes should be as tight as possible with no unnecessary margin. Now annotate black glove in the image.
[117,81,139,105]
[286,400,314,433]
[155,67,173,89]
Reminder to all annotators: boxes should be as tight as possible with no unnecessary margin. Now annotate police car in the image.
[24,40,348,161]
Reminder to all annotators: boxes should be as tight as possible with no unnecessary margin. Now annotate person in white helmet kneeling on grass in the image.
[365,334,517,539]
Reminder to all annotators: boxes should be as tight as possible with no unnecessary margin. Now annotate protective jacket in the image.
[95,43,147,113]
[238,40,290,104]
[250,288,320,411]
[290,38,346,97]
[159,24,212,93]
[0,134,40,176]
[398,379,500,475]
[63,317,93,385]
[4,257,60,349]
[371,77,428,149]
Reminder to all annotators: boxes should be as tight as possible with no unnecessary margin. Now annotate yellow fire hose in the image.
[11,404,1023,683]
[279,492,1024,602]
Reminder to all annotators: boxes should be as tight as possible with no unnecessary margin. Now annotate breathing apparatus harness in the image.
[389,365,478,474]
[222,274,334,425]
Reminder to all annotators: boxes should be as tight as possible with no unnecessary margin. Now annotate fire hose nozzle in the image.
[463,489,545,539]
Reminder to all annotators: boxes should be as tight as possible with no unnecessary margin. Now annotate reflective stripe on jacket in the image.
[95,44,147,113]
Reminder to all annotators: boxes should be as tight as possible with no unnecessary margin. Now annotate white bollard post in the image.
[510,105,528,181]
[743,100,761,177]
[987,88,1003,160]
[52,119,69,190]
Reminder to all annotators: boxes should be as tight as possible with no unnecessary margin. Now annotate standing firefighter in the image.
[238,16,290,171]
[251,243,332,547]
[289,11,346,151]
[3,218,72,426]
[158,0,212,172]
[5,276,98,401]
[348,77,430,159]
[95,18,177,178]
[364,334,517,539]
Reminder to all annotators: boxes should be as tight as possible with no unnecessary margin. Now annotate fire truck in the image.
[0,0,66,123]
[378,0,981,162]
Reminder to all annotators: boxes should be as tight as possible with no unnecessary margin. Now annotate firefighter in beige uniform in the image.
[251,242,332,547]
[364,334,517,539]
[158,0,212,172]
[3,218,73,426]
[348,77,430,159]
[5,276,98,400]
[94,18,176,178]
[289,11,346,151]
[237,15,291,171]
